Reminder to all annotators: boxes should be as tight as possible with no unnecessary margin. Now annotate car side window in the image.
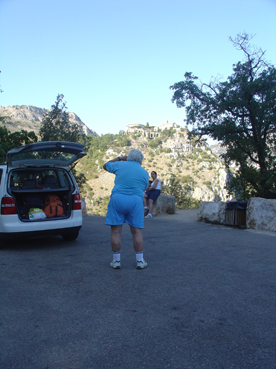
[59,170,71,187]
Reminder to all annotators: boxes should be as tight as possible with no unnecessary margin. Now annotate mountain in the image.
[0,105,98,136]
[77,127,232,215]
[209,143,226,156]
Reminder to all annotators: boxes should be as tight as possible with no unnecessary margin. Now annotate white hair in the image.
[127,149,144,164]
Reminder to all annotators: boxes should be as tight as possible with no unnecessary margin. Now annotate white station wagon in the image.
[0,141,86,241]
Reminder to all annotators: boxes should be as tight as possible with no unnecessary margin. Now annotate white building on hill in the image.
[125,123,145,133]
[125,121,180,134]
[153,121,179,131]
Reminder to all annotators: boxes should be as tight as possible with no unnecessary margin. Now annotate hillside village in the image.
[125,121,193,152]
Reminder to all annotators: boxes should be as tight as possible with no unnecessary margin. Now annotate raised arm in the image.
[103,155,127,171]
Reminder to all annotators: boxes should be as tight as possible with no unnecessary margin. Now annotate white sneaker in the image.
[144,206,149,210]
[145,213,153,218]
[110,260,121,269]
[136,260,148,269]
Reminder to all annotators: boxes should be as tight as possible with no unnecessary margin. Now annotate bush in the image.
[162,174,200,209]
[180,175,193,184]
[203,181,212,189]
[148,138,162,149]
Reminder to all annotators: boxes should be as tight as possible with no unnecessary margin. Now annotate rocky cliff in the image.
[0,105,98,136]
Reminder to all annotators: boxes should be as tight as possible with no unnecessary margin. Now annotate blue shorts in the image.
[105,193,144,229]
[145,189,160,202]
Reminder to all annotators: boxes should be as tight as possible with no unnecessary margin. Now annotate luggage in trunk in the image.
[12,189,71,221]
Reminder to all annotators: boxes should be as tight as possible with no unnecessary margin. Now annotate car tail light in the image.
[73,194,82,210]
[1,197,17,215]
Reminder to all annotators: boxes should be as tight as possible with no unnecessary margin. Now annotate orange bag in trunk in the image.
[44,195,64,218]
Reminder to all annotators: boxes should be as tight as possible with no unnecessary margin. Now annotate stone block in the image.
[81,197,88,216]
[197,201,226,224]
[146,194,175,216]
[247,197,276,232]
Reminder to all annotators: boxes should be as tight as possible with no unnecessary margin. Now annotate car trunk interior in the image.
[9,168,74,221]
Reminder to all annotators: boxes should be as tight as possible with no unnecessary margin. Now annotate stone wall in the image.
[197,201,226,224]
[197,198,276,233]
[151,194,176,216]
[247,197,276,232]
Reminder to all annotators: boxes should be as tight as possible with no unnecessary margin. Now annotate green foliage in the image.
[203,181,212,190]
[160,147,172,153]
[0,126,38,162]
[227,165,260,201]
[92,195,110,216]
[162,174,200,209]
[40,94,84,142]
[180,175,194,184]
[200,151,211,160]
[170,33,276,199]
[148,138,162,149]
[118,136,131,147]
[71,169,86,192]
[160,128,176,139]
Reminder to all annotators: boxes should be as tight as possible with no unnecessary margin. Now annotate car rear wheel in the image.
[62,230,79,241]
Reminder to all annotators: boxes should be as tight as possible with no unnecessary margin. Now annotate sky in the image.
[1,0,276,138]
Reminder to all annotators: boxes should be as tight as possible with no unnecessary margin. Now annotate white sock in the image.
[136,252,143,262]
[113,252,120,262]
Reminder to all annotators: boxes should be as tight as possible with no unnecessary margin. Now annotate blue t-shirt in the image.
[106,161,149,199]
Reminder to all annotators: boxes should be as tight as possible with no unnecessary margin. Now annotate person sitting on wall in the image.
[143,171,161,218]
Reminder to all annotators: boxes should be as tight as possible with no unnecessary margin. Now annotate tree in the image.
[40,94,83,142]
[170,33,276,199]
[0,126,38,162]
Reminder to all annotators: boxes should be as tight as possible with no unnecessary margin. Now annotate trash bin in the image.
[225,201,247,228]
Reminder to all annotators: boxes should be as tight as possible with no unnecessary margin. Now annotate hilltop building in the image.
[125,121,193,153]
[125,121,189,139]
[153,121,179,131]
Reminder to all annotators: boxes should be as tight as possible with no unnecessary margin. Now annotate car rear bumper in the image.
[0,225,82,240]
[0,210,82,234]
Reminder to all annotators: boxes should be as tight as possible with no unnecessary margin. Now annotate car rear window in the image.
[10,150,77,164]
[10,169,72,189]
[0,169,2,185]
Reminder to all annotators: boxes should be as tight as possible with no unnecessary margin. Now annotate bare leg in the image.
[148,199,154,214]
[111,225,123,252]
[130,226,143,252]
[143,194,148,207]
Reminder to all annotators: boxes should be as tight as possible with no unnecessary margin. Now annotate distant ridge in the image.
[0,105,98,136]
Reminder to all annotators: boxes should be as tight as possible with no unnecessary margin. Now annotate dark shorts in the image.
[105,193,144,228]
[145,189,160,202]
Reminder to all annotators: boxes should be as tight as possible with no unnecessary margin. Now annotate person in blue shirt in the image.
[103,149,149,269]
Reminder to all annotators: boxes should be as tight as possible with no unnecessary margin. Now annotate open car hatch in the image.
[6,141,87,168]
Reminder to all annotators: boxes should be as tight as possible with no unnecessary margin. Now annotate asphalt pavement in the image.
[1,213,276,369]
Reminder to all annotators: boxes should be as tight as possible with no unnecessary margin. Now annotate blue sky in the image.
[1,0,276,137]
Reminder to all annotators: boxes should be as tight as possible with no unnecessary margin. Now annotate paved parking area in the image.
[1,213,276,368]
